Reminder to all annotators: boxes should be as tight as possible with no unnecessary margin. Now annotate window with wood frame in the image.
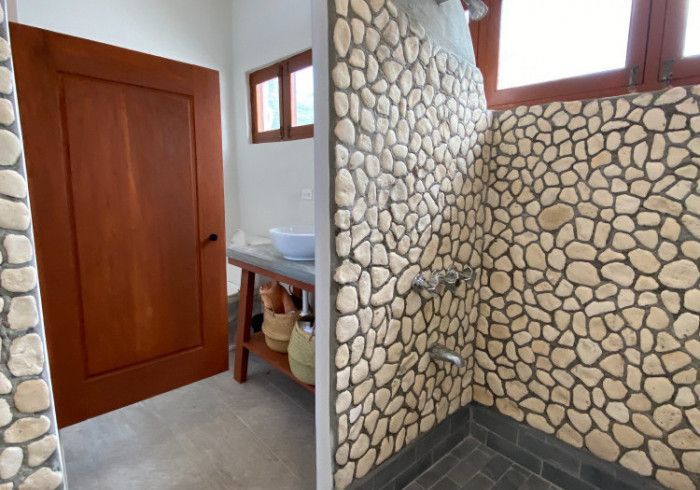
[659,0,700,87]
[467,0,700,109]
[249,49,313,143]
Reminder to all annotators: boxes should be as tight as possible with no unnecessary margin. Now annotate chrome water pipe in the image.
[429,344,466,368]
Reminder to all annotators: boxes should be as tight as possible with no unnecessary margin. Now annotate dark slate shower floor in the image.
[405,436,560,490]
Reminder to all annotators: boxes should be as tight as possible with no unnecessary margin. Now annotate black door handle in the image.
[208,233,218,242]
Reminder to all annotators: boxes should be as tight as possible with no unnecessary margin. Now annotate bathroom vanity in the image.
[227,244,315,393]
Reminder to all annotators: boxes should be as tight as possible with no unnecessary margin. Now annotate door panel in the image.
[63,76,202,376]
[11,23,228,426]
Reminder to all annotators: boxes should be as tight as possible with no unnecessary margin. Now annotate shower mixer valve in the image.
[435,268,460,290]
[433,266,475,290]
[412,266,476,296]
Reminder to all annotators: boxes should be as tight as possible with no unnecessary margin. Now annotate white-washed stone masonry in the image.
[329,1,700,489]
[476,86,700,490]
[0,2,64,489]
[331,0,491,486]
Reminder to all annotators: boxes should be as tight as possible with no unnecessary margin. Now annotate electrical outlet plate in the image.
[301,188,313,200]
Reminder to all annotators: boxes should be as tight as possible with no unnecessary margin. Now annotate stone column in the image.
[0,1,64,488]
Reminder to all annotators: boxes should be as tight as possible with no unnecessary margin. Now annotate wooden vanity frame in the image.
[228,256,315,394]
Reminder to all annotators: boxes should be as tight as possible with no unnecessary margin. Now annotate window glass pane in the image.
[497,0,632,89]
[256,77,280,131]
[683,0,700,57]
[291,66,314,127]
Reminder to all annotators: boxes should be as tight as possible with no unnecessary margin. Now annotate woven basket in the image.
[262,308,298,353]
[288,322,315,385]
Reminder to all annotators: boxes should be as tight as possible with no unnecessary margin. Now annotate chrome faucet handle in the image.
[443,268,460,285]
[458,266,474,283]
[436,268,460,291]
[413,272,444,297]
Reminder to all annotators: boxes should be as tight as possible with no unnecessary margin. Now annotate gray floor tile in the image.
[61,354,315,489]
[481,454,512,481]
[447,459,482,484]
[462,448,492,469]
[416,454,460,488]
[520,474,553,490]
[449,437,480,459]
[430,476,461,490]
[492,467,531,490]
[480,445,497,457]
[460,472,494,490]
[403,483,425,490]
[407,435,567,490]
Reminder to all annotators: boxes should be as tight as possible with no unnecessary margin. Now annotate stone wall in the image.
[476,86,700,490]
[329,0,490,486]
[0,3,64,489]
[329,2,700,489]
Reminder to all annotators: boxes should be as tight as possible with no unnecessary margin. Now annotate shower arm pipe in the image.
[300,290,311,317]
[429,344,466,368]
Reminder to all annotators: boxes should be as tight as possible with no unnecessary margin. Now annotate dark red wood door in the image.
[11,23,228,427]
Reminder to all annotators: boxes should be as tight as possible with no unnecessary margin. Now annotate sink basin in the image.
[270,226,315,261]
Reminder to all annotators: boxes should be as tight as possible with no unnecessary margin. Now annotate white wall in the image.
[13,0,241,233]
[230,0,315,237]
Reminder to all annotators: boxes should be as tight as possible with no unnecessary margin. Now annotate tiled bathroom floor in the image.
[407,437,560,490]
[60,353,315,489]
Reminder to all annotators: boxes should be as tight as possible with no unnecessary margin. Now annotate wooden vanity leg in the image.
[234,269,255,383]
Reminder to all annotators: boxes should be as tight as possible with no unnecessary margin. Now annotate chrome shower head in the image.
[464,0,489,21]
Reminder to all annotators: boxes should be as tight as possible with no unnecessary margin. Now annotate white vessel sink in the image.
[270,225,315,261]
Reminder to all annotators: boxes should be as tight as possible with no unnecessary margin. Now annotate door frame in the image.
[310,1,334,488]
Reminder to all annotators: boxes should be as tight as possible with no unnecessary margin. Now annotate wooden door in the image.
[11,24,228,427]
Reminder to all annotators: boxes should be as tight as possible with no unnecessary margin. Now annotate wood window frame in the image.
[286,50,314,140]
[467,0,700,109]
[250,64,283,143]
[658,0,700,87]
[249,49,313,143]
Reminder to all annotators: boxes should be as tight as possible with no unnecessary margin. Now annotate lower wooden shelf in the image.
[243,332,315,394]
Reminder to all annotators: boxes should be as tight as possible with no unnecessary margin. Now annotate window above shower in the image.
[469,0,700,108]
[496,0,633,90]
